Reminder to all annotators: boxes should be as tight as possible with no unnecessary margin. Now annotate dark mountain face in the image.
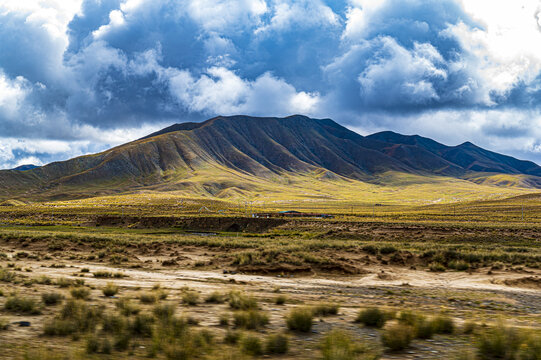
[11,164,39,171]
[0,115,540,200]
[367,132,541,177]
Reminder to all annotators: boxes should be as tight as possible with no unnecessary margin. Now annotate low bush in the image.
[219,313,230,326]
[448,260,469,271]
[224,330,241,344]
[56,277,84,288]
[70,287,90,300]
[380,246,398,254]
[44,299,103,336]
[265,333,288,354]
[429,262,446,272]
[431,315,454,334]
[241,335,263,356]
[128,313,154,337]
[101,313,127,334]
[321,329,374,360]
[228,291,258,310]
[413,316,435,340]
[181,290,199,306]
[355,307,386,328]
[41,292,64,306]
[475,323,539,360]
[102,283,119,297]
[233,309,269,329]
[153,304,176,322]
[381,323,413,351]
[205,291,226,304]
[4,295,41,314]
[312,303,339,317]
[275,295,287,305]
[139,292,158,304]
[286,307,313,332]
[116,298,140,316]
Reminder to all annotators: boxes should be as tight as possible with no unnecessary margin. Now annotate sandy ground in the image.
[1,245,540,360]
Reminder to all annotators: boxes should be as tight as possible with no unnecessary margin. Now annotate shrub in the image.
[431,315,454,334]
[413,317,435,340]
[275,295,287,305]
[129,314,154,337]
[429,262,446,272]
[312,303,339,317]
[86,335,100,354]
[397,310,419,326]
[286,307,313,332]
[153,304,176,322]
[56,277,84,288]
[41,292,64,306]
[234,310,269,329]
[102,283,119,297]
[181,290,199,306]
[35,275,53,285]
[448,260,469,271]
[0,317,9,330]
[4,295,41,314]
[224,330,241,344]
[362,245,378,255]
[219,313,230,326]
[116,298,140,316]
[228,291,258,310]
[265,333,288,354]
[139,292,157,304]
[101,313,127,334]
[44,299,103,336]
[70,287,90,300]
[93,271,113,278]
[43,318,77,336]
[241,335,263,356]
[518,333,541,360]
[355,308,386,328]
[321,329,372,360]
[381,323,413,351]
[462,321,476,335]
[205,291,226,304]
[476,324,524,360]
[379,246,398,254]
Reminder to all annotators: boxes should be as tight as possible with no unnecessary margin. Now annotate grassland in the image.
[0,191,540,359]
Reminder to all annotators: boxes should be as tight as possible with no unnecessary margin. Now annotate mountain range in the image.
[1,115,540,201]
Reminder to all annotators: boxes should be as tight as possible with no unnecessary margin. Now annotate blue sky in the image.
[1,0,541,169]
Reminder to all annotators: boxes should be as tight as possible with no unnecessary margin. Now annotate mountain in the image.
[0,115,540,201]
[11,164,39,171]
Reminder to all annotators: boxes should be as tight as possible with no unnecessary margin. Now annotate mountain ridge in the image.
[1,115,540,200]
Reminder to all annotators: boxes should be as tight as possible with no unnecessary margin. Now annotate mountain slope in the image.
[0,115,540,201]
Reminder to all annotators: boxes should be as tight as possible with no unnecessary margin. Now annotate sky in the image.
[1,0,541,169]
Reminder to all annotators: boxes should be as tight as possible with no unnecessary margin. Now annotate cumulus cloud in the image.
[168,67,320,116]
[1,0,541,169]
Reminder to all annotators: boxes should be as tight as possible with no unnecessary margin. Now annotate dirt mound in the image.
[238,264,313,274]
[502,276,541,289]
[94,215,287,232]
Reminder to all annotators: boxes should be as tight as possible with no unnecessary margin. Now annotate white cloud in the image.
[342,0,387,41]
[357,37,447,105]
[0,71,30,118]
[443,0,541,103]
[187,0,268,33]
[255,0,339,35]
[169,66,320,116]
[93,9,126,39]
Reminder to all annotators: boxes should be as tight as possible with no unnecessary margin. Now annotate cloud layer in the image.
[1,0,541,169]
